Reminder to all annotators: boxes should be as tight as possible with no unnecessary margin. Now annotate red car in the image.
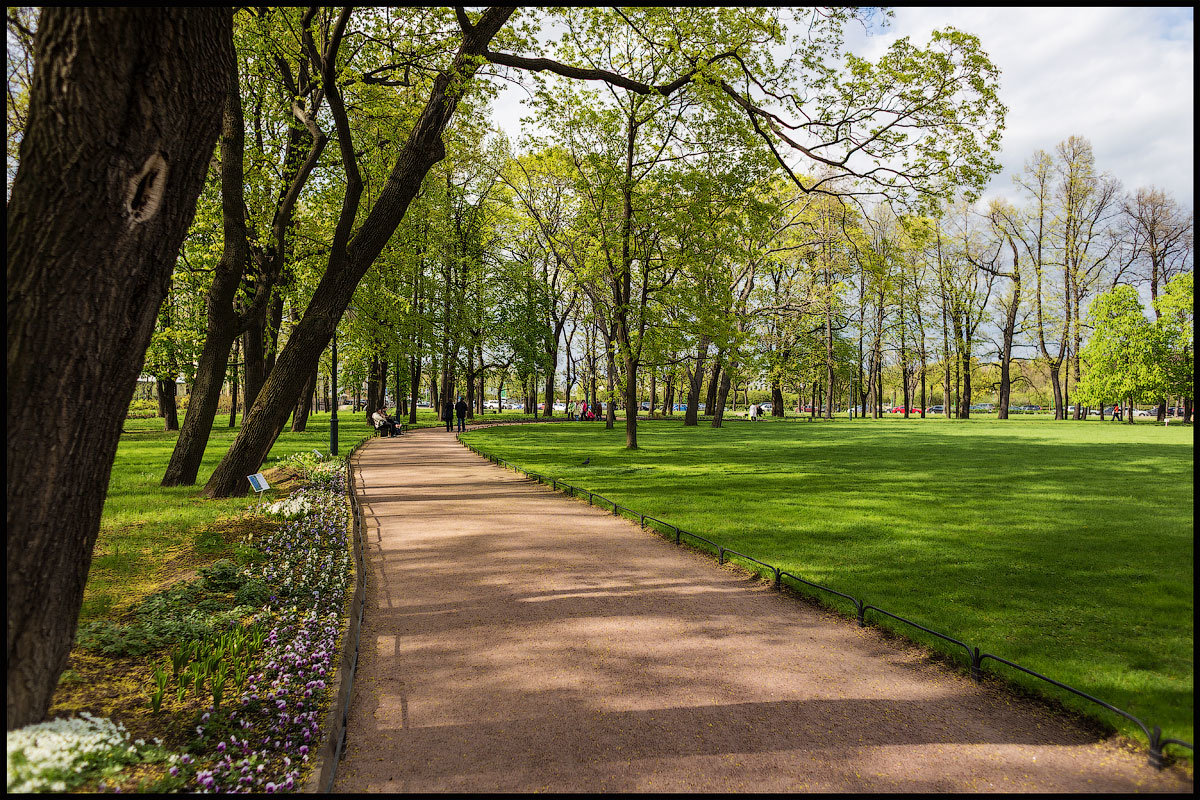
[890,406,921,414]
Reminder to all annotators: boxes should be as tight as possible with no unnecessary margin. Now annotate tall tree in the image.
[204,7,516,496]
[7,7,232,728]
[1076,285,1164,424]
[162,10,327,486]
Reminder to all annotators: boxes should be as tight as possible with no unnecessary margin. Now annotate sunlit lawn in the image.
[88,412,374,622]
[462,416,1194,752]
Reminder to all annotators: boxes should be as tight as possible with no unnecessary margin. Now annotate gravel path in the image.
[334,429,1192,793]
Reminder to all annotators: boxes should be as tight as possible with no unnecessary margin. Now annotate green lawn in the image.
[462,417,1194,753]
[88,412,374,622]
[90,407,540,619]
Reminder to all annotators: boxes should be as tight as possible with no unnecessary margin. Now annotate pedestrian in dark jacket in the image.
[455,396,468,432]
[443,399,454,432]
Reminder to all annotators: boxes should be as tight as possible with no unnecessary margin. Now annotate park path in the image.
[334,428,1191,793]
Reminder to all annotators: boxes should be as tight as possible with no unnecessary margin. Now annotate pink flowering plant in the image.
[9,453,355,793]
[181,462,351,792]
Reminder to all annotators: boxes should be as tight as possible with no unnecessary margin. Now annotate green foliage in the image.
[1154,272,1194,400]
[1077,285,1165,407]
[75,562,260,657]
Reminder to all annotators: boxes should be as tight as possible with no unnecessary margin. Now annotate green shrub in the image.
[198,559,242,593]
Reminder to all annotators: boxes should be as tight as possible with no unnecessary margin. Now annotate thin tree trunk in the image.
[684,335,710,426]
[229,339,240,428]
[291,364,316,432]
[705,350,723,414]
[711,357,736,428]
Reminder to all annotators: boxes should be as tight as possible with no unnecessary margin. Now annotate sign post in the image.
[246,473,270,497]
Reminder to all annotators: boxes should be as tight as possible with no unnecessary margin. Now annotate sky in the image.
[486,6,1195,209]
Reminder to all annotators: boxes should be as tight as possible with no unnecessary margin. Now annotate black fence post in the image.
[1148,727,1164,770]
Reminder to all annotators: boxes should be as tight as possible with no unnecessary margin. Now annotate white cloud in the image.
[487,8,1194,208]
[846,7,1194,206]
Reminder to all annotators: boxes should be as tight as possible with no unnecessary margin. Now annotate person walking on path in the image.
[455,396,468,432]
[442,399,454,433]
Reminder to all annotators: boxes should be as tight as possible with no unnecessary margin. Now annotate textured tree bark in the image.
[6,7,231,729]
[204,8,514,497]
[683,335,710,426]
[705,351,723,414]
[229,338,240,427]
[291,364,316,432]
[409,355,421,424]
[711,359,735,428]
[241,317,266,412]
[163,56,247,485]
[157,378,179,431]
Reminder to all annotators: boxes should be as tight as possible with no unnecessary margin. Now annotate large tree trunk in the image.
[543,346,556,418]
[1049,363,1064,420]
[6,7,231,729]
[162,47,322,485]
[622,350,639,447]
[204,9,514,497]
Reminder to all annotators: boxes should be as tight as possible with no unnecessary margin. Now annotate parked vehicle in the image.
[761,402,773,411]
[927,405,944,414]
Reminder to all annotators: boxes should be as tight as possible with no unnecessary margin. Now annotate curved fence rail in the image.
[455,430,1193,770]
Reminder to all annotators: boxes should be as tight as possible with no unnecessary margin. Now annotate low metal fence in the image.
[455,431,1193,770]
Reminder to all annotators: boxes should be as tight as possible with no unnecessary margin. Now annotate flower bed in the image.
[7,453,355,793]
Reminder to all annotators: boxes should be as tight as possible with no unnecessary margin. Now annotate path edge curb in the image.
[304,438,371,793]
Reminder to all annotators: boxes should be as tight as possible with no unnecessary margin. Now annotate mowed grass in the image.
[462,417,1194,751]
[87,412,374,622]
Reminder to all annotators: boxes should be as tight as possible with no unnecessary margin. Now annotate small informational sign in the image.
[247,473,270,494]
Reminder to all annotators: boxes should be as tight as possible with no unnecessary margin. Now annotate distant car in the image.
[640,402,650,410]
[417,402,431,408]
[1132,408,1153,417]
[761,402,773,411]
[927,405,944,414]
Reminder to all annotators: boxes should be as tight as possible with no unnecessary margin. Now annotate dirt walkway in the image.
[335,429,1191,793]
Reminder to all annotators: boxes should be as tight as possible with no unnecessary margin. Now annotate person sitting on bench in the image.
[371,407,396,437]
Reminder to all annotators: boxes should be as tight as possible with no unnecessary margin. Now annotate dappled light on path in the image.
[335,430,1191,792]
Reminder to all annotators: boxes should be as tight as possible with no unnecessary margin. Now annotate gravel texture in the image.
[334,429,1192,793]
